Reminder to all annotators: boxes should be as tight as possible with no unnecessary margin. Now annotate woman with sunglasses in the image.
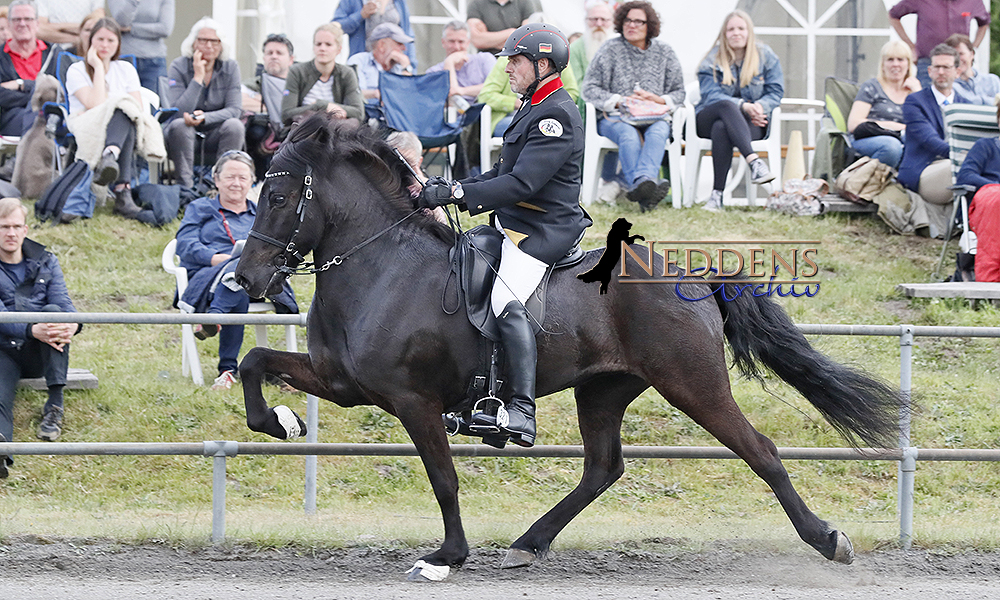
[164,17,244,191]
[174,150,298,390]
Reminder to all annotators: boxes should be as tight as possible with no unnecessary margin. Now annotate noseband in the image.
[249,165,421,276]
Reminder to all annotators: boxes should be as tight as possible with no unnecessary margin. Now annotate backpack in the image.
[834,156,894,203]
[34,159,90,223]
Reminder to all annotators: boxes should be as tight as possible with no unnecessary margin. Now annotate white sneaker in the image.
[211,370,238,391]
[700,190,723,212]
[596,179,622,204]
[749,158,775,185]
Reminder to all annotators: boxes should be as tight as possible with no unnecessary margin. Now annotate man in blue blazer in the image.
[899,43,969,237]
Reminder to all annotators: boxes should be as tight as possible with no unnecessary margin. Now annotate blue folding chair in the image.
[378,70,484,178]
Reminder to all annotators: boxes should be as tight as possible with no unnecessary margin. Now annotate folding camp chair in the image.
[934,104,1000,281]
[812,76,860,184]
[378,71,484,179]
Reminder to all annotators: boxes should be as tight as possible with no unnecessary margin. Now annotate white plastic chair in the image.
[162,239,298,385]
[479,104,504,174]
[580,102,686,207]
[683,81,782,207]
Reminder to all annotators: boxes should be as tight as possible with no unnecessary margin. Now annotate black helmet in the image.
[497,23,570,73]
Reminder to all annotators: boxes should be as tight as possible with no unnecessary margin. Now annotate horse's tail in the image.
[713,280,903,448]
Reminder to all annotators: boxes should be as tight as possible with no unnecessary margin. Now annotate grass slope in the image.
[1,199,998,552]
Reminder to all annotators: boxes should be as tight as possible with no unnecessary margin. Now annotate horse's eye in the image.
[269,194,287,207]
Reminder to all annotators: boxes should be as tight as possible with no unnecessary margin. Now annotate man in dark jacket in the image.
[419,23,590,447]
[0,0,62,136]
[0,197,79,477]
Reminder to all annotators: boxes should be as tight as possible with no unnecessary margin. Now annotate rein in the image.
[249,165,421,275]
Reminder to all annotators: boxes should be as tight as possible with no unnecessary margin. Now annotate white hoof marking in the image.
[273,405,302,439]
[405,560,450,581]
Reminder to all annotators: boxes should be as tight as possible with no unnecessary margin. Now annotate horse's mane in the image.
[276,114,455,243]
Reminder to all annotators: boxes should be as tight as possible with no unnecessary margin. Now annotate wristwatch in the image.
[452,182,464,200]
[15,79,23,91]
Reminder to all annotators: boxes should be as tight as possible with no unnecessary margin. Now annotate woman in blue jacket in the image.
[695,10,783,211]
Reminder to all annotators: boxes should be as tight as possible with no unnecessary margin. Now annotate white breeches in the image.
[491,221,549,317]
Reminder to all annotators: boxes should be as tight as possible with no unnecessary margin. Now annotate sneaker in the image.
[596,179,622,204]
[194,323,219,340]
[93,152,120,186]
[211,370,238,391]
[37,406,63,441]
[749,158,775,185]
[701,190,723,212]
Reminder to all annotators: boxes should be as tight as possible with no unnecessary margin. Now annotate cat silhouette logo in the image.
[577,218,645,294]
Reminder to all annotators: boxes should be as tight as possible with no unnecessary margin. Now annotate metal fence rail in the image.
[2,314,999,547]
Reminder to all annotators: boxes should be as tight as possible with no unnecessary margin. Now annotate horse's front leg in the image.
[393,398,469,581]
[239,347,329,439]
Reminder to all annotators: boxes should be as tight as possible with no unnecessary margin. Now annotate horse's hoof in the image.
[501,548,535,569]
[273,405,306,439]
[832,531,855,565]
[405,560,450,582]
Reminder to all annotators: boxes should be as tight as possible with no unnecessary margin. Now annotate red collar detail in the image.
[530,76,563,105]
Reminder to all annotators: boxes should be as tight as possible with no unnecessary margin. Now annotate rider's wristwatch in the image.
[452,182,464,200]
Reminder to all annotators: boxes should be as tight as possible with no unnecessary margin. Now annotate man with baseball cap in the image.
[346,22,414,105]
[419,23,591,448]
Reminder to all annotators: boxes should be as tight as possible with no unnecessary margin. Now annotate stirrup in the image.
[468,395,508,434]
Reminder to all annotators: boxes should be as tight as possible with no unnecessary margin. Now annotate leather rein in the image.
[248,165,420,276]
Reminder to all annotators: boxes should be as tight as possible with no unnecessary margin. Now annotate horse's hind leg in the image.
[503,374,647,568]
[239,347,332,440]
[664,379,854,564]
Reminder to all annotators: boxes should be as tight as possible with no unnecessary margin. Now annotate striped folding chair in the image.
[935,104,1000,280]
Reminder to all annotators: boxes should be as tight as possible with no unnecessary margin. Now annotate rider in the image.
[418,23,591,447]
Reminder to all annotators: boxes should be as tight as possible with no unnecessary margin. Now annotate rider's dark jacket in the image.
[460,76,591,265]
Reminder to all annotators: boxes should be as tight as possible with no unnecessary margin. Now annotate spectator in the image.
[36,0,104,47]
[387,130,447,223]
[478,12,581,137]
[0,197,81,476]
[175,151,297,391]
[569,0,618,201]
[333,0,416,70]
[945,33,1000,106]
[581,1,684,211]
[846,40,921,170]
[0,0,62,136]
[164,17,244,190]
[694,9,783,211]
[62,17,165,222]
[957,106,1000,281]
[426,20,495,107]
[72,10,103,57]
[242,33,295,123]
[108,0,176,93]
[0,7,11,42]
[282,23,364,126]
[346,22,413,108]
[888,0,989,90]
[466,0,541,54]
[899,43,969,238]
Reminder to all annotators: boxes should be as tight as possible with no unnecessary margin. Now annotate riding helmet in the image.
[497,23,570,73]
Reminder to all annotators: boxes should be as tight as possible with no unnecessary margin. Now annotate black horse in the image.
[234,115,902,580]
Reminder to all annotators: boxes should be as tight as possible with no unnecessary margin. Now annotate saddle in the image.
[444,225,585,447]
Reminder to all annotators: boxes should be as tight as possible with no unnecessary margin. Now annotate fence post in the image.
[305,394,319,515]
[204,441,239,544]
[898,325,914,546]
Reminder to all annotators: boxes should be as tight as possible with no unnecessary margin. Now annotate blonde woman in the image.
[695,10,783,210]
[846,40,920,169]
[281,22,364,125]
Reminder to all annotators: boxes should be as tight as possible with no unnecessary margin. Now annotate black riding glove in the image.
[417,177,454,209]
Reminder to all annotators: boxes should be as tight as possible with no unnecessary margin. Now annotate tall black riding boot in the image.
[471,301,537,447]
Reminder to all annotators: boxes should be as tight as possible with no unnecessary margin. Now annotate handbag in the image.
[618,97,671,126]
[834,156,894,203]
[853,120,903,141]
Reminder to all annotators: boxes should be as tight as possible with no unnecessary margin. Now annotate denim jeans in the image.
[852,134,904,169]
[208,283,250,375]
[597,117,670,188]
[916,57,931,91]
[135,57,167,93]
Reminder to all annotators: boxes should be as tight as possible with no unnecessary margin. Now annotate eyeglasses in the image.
[623,18,647,27]
[929,64,956,71]
[196,37,222,46]
[10,17,36,24]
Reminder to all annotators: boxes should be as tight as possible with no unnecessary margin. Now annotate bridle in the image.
[248,164,420,276]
